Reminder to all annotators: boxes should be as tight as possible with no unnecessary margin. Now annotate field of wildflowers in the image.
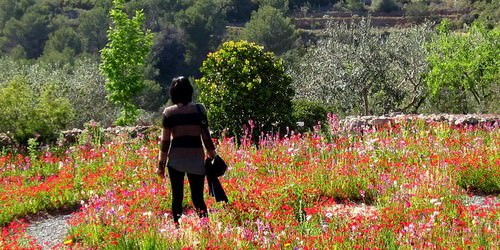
[1,117,498,249]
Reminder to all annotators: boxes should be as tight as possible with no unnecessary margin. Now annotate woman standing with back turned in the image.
[157,76,217,226]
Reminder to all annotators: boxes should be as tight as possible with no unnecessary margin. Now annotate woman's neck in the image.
[177,102,191,107]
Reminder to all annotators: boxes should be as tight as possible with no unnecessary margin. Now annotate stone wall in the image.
[340,114,499,131]
[1,114,498,149]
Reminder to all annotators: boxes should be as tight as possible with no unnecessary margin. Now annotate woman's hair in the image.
[169,76,193,105]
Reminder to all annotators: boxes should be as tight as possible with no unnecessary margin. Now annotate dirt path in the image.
[26,213,72,249]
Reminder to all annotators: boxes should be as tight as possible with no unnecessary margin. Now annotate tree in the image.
[239,5,296,55]
[100,0,153,125]
[291,18,432,115]
[174,0,228,68]
[426,20,499,113]
[0,0,34,30]
[41,26,82,64]
[196,40,294,138]
[226,0,257,23]
[385,23,432,113]
[472,0,500,29]
[0,77,35,144]
[2,11,50,58]
[0,56,118,128]
[151,25,188,87]
[77,7,109,53]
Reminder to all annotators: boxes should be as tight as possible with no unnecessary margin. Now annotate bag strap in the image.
[195,103,203,114]
[196,103,210,129]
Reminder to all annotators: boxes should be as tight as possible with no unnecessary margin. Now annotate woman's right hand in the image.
[156,160,166,178]
[156,167,165,178]
[207,150,217,160]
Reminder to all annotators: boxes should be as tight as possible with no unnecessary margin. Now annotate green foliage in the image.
[239,5,296,55]
[133,79,164,112]
[226,0,257,22]
[41,26,82,65]
[345,0,366,11]
[35,83,75,141]
[0,77,74,144]
[0,77,35,144]
[426,20,500,113]
[77,6,109,53]
[292,100,333,132]
[196,40,294,138]
[456,164,500,195]
[0,56,117,128]
[27,137,40,160]
[2,10,50,58]
[256,0,289,11]
[472,0,500,29]
[371,0,400,13]
[174,0,227,66]
[77,120,106,146]
[404,1,430,23]
[100,0,153,126]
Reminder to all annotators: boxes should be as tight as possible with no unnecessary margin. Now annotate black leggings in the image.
[168,166,207,223]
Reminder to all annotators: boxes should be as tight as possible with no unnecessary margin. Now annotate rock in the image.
[337,114,499,132]
[369,117,393,129]
[58,128,83,147]
[0,132,14,148]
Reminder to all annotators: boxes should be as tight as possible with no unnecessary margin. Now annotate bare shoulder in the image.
[163,105,177,116]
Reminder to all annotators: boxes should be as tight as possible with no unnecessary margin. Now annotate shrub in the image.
[0,77,73,144]
[0,56,118,129]
[370,0,400,13]
[291,99,333,132]
[196,40,294,139]
[404,2,430,23]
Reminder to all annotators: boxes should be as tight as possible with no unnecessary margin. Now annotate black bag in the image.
[205,155,227,177]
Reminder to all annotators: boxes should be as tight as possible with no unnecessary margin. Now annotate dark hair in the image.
[170,76,193,105]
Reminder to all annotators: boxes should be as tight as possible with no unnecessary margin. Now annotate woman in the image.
[157,76,217,225]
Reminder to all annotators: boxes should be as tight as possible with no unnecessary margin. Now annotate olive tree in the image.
[291,18,432,115]
[196,40,294,138]
[0,56,118,129]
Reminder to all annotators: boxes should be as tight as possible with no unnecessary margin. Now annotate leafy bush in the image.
[404,2,430,23]
[292,99,333,132]
[196,40,294,139]
[0,77,73,144]
[0,56,118,129]
[370,0,400,13]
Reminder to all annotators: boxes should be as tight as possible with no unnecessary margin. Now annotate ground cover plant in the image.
[0,118,498,249]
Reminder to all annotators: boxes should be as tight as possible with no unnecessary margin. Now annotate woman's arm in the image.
[157,127,171,178]
[199,105,217,159]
